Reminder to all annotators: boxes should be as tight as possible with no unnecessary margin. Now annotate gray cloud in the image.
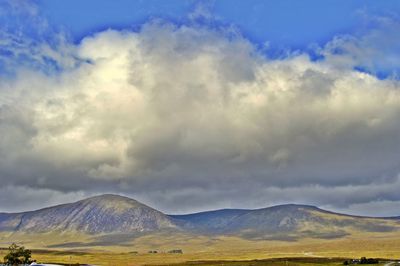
[1,10,400,216]
[0,185,89,213]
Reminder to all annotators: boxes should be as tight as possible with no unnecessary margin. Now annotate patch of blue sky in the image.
[354,66,400,80]
[0,52,60,79]
[37,1,399,46]
[38,0,197,43]
[3,0,400,80]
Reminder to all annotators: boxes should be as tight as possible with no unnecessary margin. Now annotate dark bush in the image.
[168,249,183,254]
[3,243,32,265]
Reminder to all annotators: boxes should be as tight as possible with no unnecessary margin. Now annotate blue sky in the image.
[38,0,400,49]
[2,0,400,216]
[2,0,400,76]
[4,0,397,78]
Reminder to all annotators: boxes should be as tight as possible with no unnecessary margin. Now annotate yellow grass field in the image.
[1,233,400,266]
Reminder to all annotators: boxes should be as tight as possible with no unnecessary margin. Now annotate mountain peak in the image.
[84,194,134,201]
[0,194,178,234]
[79,194,143,208]
[72,194,150,216]
[259,203,319,211]
[81,193,140,203]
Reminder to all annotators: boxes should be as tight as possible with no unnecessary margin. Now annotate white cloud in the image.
[322,17,400,77]
[1,20,400,215]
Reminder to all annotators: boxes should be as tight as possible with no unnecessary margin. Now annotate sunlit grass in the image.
[1,234,399,266]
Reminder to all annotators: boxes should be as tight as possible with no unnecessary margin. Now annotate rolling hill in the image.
[0,194,177,234]
[0,194,399,249]
[173,204,400,240]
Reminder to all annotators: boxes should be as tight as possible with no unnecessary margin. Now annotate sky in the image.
[1,0,400,216]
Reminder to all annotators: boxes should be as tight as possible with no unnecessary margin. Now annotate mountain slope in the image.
[172,204,400,240]
[0,194,177,234]
[170,209,250,232]
[0,195,399,243]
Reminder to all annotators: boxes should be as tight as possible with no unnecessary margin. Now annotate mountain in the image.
[0,194,177,234]
[173,204,400,240]
[0,194,399,244]
[170,208,250,232]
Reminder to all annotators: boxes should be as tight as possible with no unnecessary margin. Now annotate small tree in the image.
[3,243,32,265]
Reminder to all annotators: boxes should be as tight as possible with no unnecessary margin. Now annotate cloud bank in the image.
[1,3,400,215]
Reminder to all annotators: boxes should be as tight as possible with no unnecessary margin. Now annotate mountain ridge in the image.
[170,203,399,220]
[0,194,399,244]
[1,195,396,219]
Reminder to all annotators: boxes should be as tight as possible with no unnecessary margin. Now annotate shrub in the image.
[3,243,32,265]
[168,249,183,254]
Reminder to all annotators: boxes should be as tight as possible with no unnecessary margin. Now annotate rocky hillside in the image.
[0,195,399,241]
[0,194,177,234]
[173,204,400,240]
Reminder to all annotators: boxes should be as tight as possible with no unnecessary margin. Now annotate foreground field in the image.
[0,250,393,266]
[1,239,399,266]
[2,233,400,265]
[159,258,393,266]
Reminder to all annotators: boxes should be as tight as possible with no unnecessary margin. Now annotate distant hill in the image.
[173,204,400,240]
[0,194,399,246]
[0,194,177,234]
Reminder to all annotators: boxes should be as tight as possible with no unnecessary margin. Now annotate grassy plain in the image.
[1,233,400,266]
